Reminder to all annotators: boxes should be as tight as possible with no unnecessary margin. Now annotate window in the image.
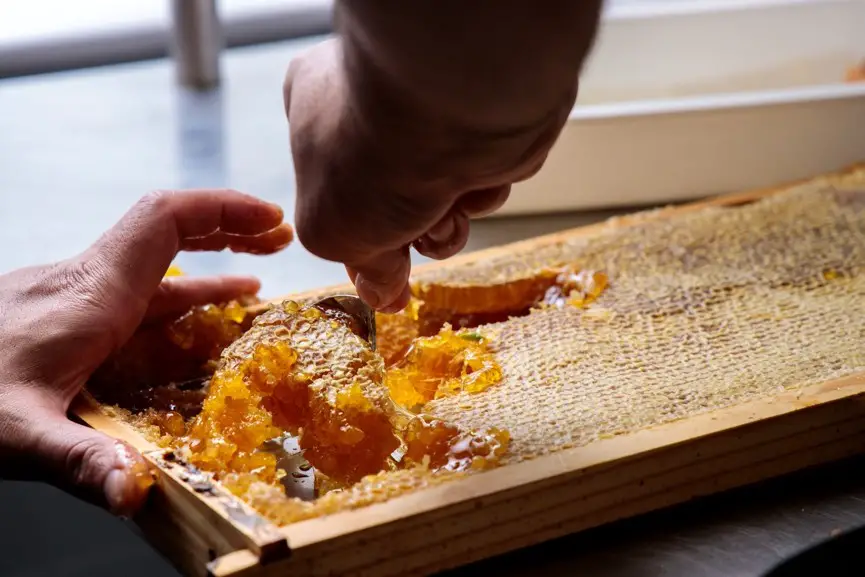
[0,0,332,77]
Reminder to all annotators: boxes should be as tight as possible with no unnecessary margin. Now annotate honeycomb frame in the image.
[74,162,865,577]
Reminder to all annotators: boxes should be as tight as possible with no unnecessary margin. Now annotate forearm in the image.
[336,0,603,142]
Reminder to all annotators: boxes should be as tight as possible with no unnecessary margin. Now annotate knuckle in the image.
[61,259,111,306]
[516,152,550,183]
[138,189,178,218]
[283,50,314,114]
[64,436,112,487]
[5,263,61,303]
[293,209,333,260]
[152,277,180,303]
[61,258,95,288]
[283,61,299,103]
[54,260,130,350]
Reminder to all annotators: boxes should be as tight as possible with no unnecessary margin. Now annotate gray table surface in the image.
[2,37,865,577]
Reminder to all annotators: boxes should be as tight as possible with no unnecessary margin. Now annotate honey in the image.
[91,260,608,523]
[402,416,510,472]
[87,261,611,525]
[375,301,420,366]
[87,297,262,462]
[542,268,609,309]
[168,301,251,361]
[86,164,865,528]
[113,297,511,518]
[164,263,185,277]
[386,327,502,409]
[94,263,605,515]
[112,440,156,509]
[375,266,609,362]
[183,301,402,486]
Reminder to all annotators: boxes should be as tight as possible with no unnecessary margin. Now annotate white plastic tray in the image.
[498,0,865,216]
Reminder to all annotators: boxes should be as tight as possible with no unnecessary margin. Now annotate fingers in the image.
[412,211,470,260]
[145,275,261,320]
[162,189,285,238]
[346,245,413,312]
[27,411,153,516]
[82,189,289,314]
[459,184,512,218]
[411,185,510,260]
[365,183,510,303]
[322,183,509,307]
[181,222,294,254]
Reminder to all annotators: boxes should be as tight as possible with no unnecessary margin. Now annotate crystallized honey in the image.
[88,164,865,526]
[185,301,400,486]
[386,327,502,409]
[87,299,256,425]
[155,298,514,502]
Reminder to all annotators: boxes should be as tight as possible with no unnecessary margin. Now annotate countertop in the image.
[2,36,865,577]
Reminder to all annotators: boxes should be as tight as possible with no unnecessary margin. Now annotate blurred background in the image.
[0,1,864,576]
[1,0,862,298]
[0,0,641,298]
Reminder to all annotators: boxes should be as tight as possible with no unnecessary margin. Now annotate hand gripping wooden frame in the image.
[73,163,865,577]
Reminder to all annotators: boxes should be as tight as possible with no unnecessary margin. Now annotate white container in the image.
[498,0,865,216]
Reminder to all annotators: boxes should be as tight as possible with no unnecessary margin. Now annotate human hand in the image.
[284,39,571,312]
[0,189,292,516]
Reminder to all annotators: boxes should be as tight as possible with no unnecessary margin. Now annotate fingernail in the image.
[104,469,128,514]
[427,217,456,244]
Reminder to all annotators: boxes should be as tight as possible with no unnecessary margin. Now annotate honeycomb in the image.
[410,166,865,466]
[375,304,420,366]
[179,300,510,495]
[412,267,562,315]
[87,265,263,447]
[89,163,865,526]
[88,299,257,421]
[224,466,463,524]
[386,263,608,346]
[183,301,400,486]
[386,326,503,409]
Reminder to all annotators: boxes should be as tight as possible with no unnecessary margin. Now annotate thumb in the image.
[34,416,154,516]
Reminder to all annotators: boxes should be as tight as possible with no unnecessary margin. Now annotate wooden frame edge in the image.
[72,159,865,576]
[72,394,290,576]
[283,372,865,543]
[72,392,159,453]
[209,373,865,576]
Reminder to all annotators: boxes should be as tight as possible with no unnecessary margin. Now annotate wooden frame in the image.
[73,163,865,577]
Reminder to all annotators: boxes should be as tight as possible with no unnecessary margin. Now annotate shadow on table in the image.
[763,525,865,577]
[441,456,865,577]
[0,480,178,577]
[3,456,865,577]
